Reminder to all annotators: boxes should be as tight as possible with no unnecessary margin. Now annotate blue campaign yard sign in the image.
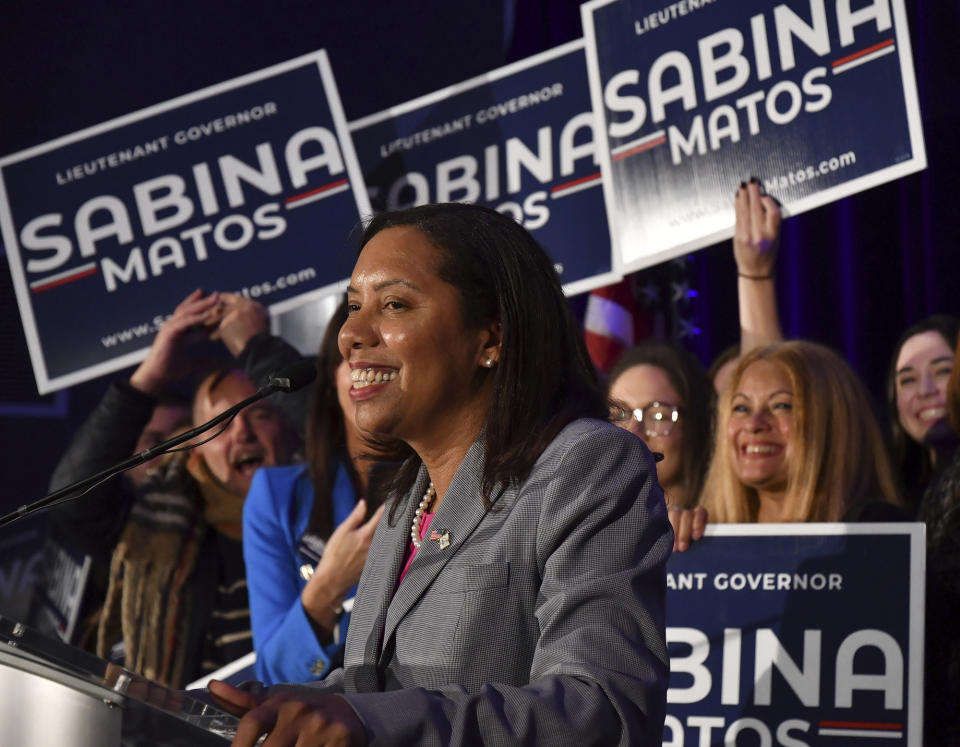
[581,0,926,274]
[0,50,370,394]
[348,39,618,296]
[664,524,924,746]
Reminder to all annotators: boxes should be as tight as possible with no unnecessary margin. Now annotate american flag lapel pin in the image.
[430,529,452,550]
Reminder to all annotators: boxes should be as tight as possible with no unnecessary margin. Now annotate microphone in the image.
[0,362,317,529]
[266,360,317,393]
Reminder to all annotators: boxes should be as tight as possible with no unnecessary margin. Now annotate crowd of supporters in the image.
[35,191,959,744]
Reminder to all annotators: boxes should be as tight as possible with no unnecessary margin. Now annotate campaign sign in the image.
[348,39,618,295]
[0,51,370,394]
[581,0,926,273]
[664,524,924,746]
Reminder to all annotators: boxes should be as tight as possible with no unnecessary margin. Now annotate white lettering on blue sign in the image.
[605,0,893,164]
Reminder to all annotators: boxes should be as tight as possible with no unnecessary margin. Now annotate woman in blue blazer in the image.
[243,301,384,685]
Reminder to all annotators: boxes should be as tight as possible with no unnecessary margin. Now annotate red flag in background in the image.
[584,277,652,374]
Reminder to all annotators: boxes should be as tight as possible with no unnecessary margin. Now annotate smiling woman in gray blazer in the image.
[211,203,672,746]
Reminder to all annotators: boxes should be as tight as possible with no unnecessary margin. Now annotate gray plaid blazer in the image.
[304,418,671,745]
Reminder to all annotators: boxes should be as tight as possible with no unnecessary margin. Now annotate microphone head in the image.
[268,361,317,393]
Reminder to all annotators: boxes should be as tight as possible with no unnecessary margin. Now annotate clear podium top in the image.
[0,614,241,744]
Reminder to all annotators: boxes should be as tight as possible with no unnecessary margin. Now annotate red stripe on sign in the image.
[819,721,903,730]
[285,179,349,203]
[832,38,894,67]
[31,266,99,293]
[612,137,666,161]
[551,172,602,193]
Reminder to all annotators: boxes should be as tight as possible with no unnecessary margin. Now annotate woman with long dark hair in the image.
[887,315,959,509]
[212,203,671,745]
[242,300,384,685]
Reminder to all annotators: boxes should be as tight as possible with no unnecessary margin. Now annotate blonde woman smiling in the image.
[700,340,901,523]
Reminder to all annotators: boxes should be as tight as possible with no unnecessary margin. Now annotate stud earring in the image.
[484,358,495,368]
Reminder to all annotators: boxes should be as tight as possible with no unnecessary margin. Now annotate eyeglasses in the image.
[610,401,681,437]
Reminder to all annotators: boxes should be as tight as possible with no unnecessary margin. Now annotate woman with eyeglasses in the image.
[699,340,901,523]
[609,342,715,550]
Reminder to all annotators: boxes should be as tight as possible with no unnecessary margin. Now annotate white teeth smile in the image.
[918,407,946,422]
[351,368,397,389]
[744,445,778,455]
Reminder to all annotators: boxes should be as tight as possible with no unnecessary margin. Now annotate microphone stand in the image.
[0,375,294,530]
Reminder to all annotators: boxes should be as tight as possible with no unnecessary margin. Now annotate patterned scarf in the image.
[96,451,244,686]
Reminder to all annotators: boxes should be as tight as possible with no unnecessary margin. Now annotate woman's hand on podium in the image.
[209,679,367,746]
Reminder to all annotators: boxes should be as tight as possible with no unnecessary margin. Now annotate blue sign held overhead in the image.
[0,50,370,394]
[349,39,619,296]
[581,0,926,274]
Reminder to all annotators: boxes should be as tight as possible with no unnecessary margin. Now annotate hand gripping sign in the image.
[581,0,926,274]
[0,50,370,394]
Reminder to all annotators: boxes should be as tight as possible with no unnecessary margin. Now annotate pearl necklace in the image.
[410,482,436,549]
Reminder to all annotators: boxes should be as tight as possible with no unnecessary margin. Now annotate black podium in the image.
[0,615,239,745]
